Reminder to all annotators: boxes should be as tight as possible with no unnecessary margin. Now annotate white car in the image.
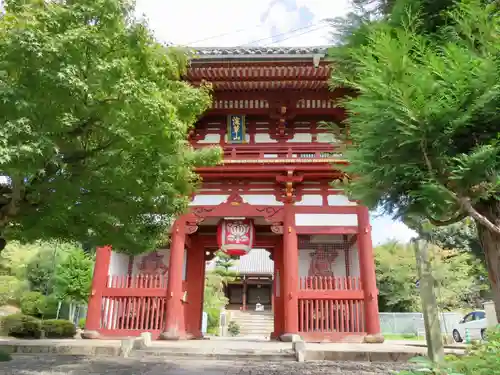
[452,310,487,342]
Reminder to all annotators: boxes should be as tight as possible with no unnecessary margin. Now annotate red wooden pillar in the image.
[185,235,205,338]
[357,205,382,336]
[161,219,187,339]
[272,242,284,339]
[282,203,299,339]
[83,245,112,339]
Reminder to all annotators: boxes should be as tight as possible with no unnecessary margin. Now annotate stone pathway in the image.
[3,355,412,375]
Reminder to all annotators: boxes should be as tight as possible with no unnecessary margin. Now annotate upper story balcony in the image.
[192,142,346,166]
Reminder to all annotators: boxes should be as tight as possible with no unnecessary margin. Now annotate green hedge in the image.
[1,314,76,339]
[2,313,42,339]
[41,319,76,338]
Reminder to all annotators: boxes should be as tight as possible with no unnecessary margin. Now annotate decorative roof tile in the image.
[188,46,329,60]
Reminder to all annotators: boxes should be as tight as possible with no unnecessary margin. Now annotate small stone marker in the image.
[293,340,306,362]
[120,338,134,357]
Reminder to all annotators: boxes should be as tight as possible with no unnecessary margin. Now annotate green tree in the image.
[54,248,93,305]
[24,241,75,294]
[0,0,219,254]
[214,251,238,279]
[330,0,500,319]
[204,272,229,310]
[375,241,488,312]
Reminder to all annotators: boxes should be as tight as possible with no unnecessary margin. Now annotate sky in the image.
[0,0,417,245]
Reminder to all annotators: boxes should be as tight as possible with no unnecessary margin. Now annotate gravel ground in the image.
[2,355,412,375]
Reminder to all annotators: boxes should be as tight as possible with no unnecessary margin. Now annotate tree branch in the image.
[457,196,500,235]
[427,212,468,226]
[419,138,500,234]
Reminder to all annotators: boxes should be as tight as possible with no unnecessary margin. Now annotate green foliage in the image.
[332,0,500,222]
[19,291,46,317]
[78,317,86,329]
[397,327,500,375]
[227,321,240,337]
[0,349,12,362]
[213,251,238,280]
[0,0,220,253]
[54,248,93,304]
[204,272,228,310]
[41,319,76,339]
[2,313,41,339]
[205,307,220,332]
[38,294,60,319]
[26,250,58,295]
[376,241,488,312]
[0,275,25,306]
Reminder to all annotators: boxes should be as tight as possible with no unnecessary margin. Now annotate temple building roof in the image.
[190,46,330,61]
[205,249,274,276]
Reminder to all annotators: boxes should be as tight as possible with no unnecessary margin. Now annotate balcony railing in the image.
[193,143,345,163]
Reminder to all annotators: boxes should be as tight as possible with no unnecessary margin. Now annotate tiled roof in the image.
[189,46,329,60]
[206,249,274,275]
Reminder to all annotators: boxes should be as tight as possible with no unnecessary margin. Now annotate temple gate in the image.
[84,46,382,343]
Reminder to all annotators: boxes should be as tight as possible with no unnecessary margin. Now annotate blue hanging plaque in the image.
[227,115,246,143]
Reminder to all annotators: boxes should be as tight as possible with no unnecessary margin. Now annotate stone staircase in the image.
[229,309,274,337]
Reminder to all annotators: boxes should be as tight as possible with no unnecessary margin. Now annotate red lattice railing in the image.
[299,299,365,333]
[99,275,185,335]
[299,276,361,291]
[108,274,168,289]
[298,276,365,334]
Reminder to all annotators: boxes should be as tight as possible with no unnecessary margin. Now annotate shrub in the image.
[2,313,41,339]
[206,308,220,331]
[227,321,240,337]
[0,349,12,362]
[78,317,86,329]
[397,326,500,375]
[41,319,76,339]
[38,295,59,319]
[20,291,45,317]
[0,275,24,306]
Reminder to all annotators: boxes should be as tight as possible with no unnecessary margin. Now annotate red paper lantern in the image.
[217,218,255,256]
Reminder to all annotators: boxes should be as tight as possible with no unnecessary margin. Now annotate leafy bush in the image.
[38,295,59,319]
[78,317,86,329]
[0,275,25,306]
[20,291,45,317]
[2,313,41,339]
[41,319,76,338]
[206,308,220,331]
[19,292,60,319]
[228,321,240,337]
[397,326,500,375]
[0,349,12,362]
[447,326,500,375]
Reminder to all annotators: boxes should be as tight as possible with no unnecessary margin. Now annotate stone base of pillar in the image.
[363,334,385,343]
[159,327,188,340]
[81,330,100,339]
[280,333,302,342]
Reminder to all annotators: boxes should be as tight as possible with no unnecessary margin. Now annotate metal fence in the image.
[380,312,463,336]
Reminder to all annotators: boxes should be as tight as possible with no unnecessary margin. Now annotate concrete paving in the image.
[2,355,413,374]
[0,336,466,363]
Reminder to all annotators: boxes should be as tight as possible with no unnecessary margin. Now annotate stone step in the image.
[132,348,295,362]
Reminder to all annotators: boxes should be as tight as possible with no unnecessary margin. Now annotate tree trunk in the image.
[475,199,500,322]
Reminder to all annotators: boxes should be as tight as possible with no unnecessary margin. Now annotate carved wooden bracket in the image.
[276,170,303,203]
[270,222,284,234]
